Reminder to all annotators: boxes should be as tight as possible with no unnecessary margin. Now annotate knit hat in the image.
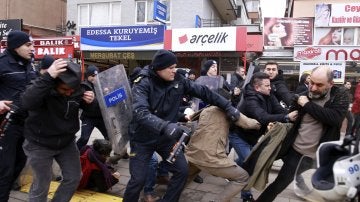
[7,30,32,50]
[85,65,99,77]
[40,55,55,70]
[201,60,217,76]
[151,49,177,71]
[58,62,82,89]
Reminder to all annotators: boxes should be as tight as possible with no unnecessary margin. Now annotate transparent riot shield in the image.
[93,65,132,155]
[193,76,224,111]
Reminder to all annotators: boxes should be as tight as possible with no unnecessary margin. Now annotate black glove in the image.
[225,105,240,122]
[162,123,184,140]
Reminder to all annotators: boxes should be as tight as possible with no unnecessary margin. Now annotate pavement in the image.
[11,121,348,202]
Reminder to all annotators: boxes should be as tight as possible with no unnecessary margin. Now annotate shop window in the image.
[136,0,170,24]
[78,2,121,26]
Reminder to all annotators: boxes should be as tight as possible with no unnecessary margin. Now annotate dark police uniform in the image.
[0,49,36,200]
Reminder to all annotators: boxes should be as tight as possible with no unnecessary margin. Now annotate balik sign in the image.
[104,87,127,107]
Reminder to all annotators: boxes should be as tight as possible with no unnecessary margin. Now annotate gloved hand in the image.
[235,113,261,130]
[162,123,184,140]
[225,105,240,122]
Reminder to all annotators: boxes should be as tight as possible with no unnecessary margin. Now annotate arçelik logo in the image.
[177,32,228,45]
[179,34,188,44]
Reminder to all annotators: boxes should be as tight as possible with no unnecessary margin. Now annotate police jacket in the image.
[0,49,36,122]
[232,83,287,146]
[80,80,102,119]
[270,70,294,107]
[129,67,232,144]
[22,73,89,149]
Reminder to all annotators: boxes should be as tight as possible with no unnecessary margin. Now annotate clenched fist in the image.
[235,113,261,130]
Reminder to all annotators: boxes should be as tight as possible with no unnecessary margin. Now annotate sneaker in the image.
[143,193,160,202]
[156,175,170,185]
[193,175,203,184]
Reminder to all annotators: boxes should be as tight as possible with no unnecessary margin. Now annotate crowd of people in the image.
[0,30,354,202]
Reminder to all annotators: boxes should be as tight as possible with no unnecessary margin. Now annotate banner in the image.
[294,46,360,61]
[300,61,345,84]
[315,3,360,27]
[169,27,246,52]
[80,25,165,51]
[263,17,313,47]
[314,27,360,46]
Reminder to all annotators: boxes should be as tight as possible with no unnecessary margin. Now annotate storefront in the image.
[80,25,165,73]
[163,26,262,78]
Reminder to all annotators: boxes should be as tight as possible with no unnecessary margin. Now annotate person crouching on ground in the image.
[78,139,120,192]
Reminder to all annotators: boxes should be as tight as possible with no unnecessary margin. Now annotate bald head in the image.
[308,66,334,99]
[311,66,334,82]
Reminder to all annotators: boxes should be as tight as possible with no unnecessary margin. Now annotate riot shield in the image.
[93,65,132,155]
[193,76,224,111]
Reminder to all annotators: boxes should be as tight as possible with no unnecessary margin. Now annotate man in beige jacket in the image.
[186,106,260,202]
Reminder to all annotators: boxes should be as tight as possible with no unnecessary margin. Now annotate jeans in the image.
[256,147,303,202]
[228,132,252,167]
[0,124,27,202]
[228,132,253,199]
[123,136,188,202]
[143,153,158,194]
[23,139,82,202]
[76,117,109,150]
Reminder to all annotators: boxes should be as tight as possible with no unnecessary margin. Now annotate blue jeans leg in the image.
[228,132,252,167]
[143,153,158,195]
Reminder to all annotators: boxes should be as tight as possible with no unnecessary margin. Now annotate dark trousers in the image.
[256,147,303,202]
[76,117,109,150]
[0,124,27,201]
[345,111,354,135]
[123,137,188,202]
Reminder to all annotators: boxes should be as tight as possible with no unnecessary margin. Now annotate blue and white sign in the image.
[80,25,165,51]
[153,1,167,24]
[104,87,127,107]
[195,15,202,28]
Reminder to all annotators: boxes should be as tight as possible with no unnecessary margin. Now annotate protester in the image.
[263,61,293,108]
[255,65,349,202]
[0,30,36,201]
[230,65,245,91]
[78,139,119,192]
[351,80,360,137]
[76,65,109,150]
[21,59,95,202]
[123,49,241,202]
[229,72,298,201]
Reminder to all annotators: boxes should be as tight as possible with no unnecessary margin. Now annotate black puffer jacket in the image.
[231,83,287,146]
[22,73,89,149]
[270,70,294,107]
[129,66,232,145]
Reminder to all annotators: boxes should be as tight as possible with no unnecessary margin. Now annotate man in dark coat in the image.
[263,61,294,108]
[0,30,37,201]
[123,49,241,202]
[256,66,349,202]
[229,72,298,201]
[22,59,95,202]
